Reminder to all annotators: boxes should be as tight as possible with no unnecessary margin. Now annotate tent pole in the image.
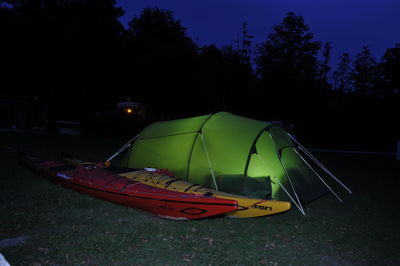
[288,134,352,194]
[272,176,306,215]
[293,148,343,202]
[256,153,305,215]
[106,134,139,162]
[267,132,305,215]
[200,133,219,191]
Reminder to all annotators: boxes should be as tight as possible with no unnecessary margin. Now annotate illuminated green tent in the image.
[115,112,351,214]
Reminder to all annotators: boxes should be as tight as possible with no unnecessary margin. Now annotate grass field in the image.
[1,131,399,265]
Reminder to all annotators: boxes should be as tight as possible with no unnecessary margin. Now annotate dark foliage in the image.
[125,7,199,117]
[255,12,322,122]
[0,3,398,149]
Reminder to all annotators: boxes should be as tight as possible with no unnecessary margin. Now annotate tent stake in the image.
[288,133,352,194]
[200,133,219,191]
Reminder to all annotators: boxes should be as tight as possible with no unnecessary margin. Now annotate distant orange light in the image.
[126,108,133,114]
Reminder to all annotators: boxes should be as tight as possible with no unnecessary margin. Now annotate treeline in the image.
[1,1,398,149]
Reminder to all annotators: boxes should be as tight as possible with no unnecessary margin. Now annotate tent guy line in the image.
[106,134,139,163]
[293,148,344,203]
[288,133,352,195]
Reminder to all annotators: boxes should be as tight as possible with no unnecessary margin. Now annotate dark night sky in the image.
[116,0,400,66]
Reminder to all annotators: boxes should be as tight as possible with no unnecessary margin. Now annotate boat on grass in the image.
[18,153,238,220]
[116,168,291,218]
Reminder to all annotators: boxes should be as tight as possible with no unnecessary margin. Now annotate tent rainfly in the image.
[111,112,351,214]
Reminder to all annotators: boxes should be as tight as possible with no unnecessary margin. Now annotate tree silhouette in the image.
[1,2,398,146]
[0,0,127,94]
[255,12,321,120]
[333,53,352,92]
[378,43,400,98]
[196,44,255,114]
[237,21,254,66]
[127,8,196,57]
[317,42,332,91]
[350,45,377,95]
[126,7,199,117]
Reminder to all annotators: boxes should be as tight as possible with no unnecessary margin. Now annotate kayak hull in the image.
[117,169,291,218]
[18,154,237,220]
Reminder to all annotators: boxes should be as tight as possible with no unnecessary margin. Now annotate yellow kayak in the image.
[118,168,291,218]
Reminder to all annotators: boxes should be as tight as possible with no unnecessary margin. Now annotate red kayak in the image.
[18,154,237,220]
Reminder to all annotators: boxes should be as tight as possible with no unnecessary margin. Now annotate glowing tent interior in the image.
[112,112,351,214]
